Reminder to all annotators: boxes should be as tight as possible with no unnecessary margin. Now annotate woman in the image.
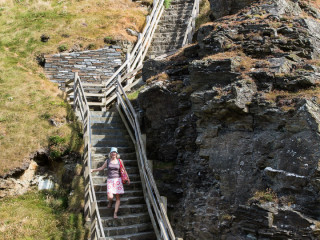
[91,147,127,218]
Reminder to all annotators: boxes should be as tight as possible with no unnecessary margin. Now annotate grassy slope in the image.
[0,189,86,240]
[0,0,147,175]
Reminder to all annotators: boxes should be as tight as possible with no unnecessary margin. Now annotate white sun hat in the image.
[110,147,118,153]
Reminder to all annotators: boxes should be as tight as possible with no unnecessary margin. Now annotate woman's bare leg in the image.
[114,194,121,218]
[107,192,113,208]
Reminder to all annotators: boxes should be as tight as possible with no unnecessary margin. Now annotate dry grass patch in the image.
[309,0,320,9]
[249,188,279,204]
[264,87,320,109]
[146,72,169,84]
[205,51,257,72]
[196,0,211,29]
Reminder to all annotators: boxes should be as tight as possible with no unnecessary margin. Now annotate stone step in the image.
[92,166,139,176]
[99,204,147,216]
[150,45,183,53]
[153,32,186,39]
[90,111,117,117]
[96,196,144,207]
[162,10,193,17]
[92,146,135,154]
[97,196,145,206]
[94,166,139,175]
[161,13,191,20]
[92,139,134,148]
[170,0,194,4]
[92,152,136,160]
[91,128,128,135]
[158,22,188,28]
[92,159,138,168]
[90,116,122,123]
[92,174,140,184]
[104,223,153,238]
[151,37,184,44]
[94,181,142,191]
[157,27,187,34]
[167,3,193,8]
[95,190,143,199]
[101,213,151,227]
[91,134,130,141]
[106,231,156,240]
[91,122,125,129]
[150,42,183,49]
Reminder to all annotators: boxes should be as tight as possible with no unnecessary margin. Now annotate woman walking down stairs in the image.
[90,109,156,240]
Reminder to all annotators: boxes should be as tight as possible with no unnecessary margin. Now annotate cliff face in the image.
[138,0,320,239]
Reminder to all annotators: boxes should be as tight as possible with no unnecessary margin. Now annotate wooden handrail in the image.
[101,0,165,108]
[116,76,177,240]
[73,72,106,240]
[182,0,200,47]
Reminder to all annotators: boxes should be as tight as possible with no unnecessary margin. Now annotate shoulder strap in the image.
[118,159,123,168]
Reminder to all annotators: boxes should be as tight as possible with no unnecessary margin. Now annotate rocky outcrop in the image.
[138,0,320,239]
[0,149,81,198]
[210,0,255,19]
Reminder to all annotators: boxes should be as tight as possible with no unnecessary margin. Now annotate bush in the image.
[87,43,96,50]
[250,188,278,204]
[58,44,68,52]
[49,135,66,145]
[164,0,171,9]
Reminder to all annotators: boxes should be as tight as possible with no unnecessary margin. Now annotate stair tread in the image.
[104,222,152,231]
[99,204,146,209]
[107,231,155,239]
[92,174,139,179]
[101,212,149,220]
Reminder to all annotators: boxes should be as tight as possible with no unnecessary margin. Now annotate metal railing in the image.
[181,0,200,46]
[115,75,177,240]
[73,72,105,240]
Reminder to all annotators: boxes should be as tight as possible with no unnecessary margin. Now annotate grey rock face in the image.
[210,0,255,19]
[139,0,320,239]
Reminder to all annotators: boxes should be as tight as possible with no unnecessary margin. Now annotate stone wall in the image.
[44,46,122,90]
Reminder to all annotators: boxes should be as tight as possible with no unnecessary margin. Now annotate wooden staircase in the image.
[70,0,199,239]
[90,110,156,239]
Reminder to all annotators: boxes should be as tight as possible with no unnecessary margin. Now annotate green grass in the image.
[0,190,87,240]
[164,0,172,9]
[127,86,145,100]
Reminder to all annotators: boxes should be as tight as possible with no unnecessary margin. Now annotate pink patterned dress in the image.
[107,160,124,194]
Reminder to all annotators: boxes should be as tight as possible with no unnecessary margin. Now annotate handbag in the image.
[119,159,130,184]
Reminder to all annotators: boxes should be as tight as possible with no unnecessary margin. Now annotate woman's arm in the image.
[91,160,108,173]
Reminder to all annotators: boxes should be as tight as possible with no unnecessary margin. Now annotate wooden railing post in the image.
[126,52,131,74]
[161,196,167,213]
[73,72,78,111]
